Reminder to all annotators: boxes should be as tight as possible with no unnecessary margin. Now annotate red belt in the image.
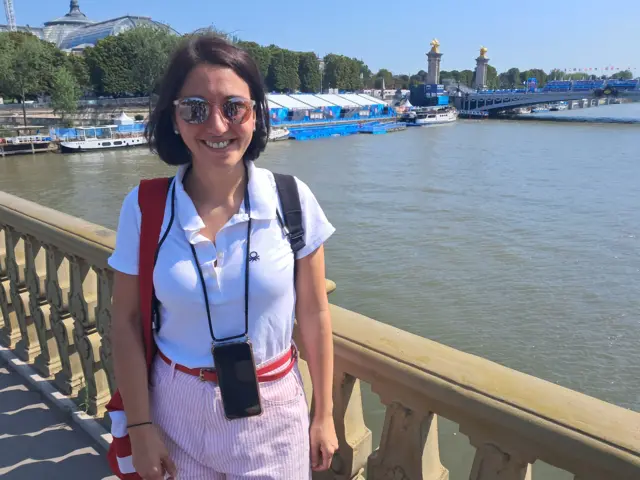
[157,345,297,383]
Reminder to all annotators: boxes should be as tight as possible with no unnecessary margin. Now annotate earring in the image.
[174,128,179,135]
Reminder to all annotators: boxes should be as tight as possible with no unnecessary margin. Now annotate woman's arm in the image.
[111,271,176,479]
[111,271,151,425]
[295,244,338,471]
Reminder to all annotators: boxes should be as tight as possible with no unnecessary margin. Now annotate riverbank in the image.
[499,114,640,124]
[0,105,149,128]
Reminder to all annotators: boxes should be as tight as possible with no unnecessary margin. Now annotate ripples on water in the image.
[1,104,639,479]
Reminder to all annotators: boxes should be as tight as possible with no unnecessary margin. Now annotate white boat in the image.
[60,125,147,153]
[269,127,290,142]
[402,107,457,126]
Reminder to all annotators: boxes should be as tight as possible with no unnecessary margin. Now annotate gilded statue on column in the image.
[429,39,440,54]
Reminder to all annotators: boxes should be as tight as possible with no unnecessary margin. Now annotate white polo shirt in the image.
[108,161,335,369]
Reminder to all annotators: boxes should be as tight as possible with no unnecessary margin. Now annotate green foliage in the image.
[84,26,179,98]
[237,41,272,81]
[66,54,91,91]
[50,66,80,120]
[611,70,633,80]
[322,54,363,90]
[486,65,499,89]
[84,36,137,96]
[519,68,548,87]
[0,32,50,99]
[298,52,321,93]
[126,26,180,94]
[266,48,299,92]
[3,26,637,114]
[0,32,66,125]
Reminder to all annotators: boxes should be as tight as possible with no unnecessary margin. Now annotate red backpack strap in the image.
[138,177,172,368]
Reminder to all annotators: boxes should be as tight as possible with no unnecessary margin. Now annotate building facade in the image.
[0,0,177,52]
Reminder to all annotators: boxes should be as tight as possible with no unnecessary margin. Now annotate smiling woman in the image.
[146,36,270,166]
[104,33,338,480]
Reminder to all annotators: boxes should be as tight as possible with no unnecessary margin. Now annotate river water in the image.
[1,102,639,478]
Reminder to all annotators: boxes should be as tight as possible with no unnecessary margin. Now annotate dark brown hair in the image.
[146,34,270,165]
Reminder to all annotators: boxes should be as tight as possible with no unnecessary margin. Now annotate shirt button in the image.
[217,252,224,262]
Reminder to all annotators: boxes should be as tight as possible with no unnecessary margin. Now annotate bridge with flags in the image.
[452,79,640,114]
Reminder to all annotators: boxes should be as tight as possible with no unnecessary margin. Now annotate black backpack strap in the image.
[273,172,305,257]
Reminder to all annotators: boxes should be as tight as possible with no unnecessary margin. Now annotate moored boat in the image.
[269,127,290,142]
[59,125,147,153]
[400,107,457,126]
[0,126,55,156]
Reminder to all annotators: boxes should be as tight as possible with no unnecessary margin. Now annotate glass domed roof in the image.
[45,0,94,26]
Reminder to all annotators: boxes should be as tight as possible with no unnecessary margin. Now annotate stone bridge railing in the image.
[1,190,639,480]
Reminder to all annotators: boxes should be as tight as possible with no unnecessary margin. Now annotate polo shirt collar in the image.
[174,161,278,241]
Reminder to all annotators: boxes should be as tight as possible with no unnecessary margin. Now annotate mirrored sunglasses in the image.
[173,96,256,125]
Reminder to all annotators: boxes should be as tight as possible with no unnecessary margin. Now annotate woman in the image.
[108,33,338,479]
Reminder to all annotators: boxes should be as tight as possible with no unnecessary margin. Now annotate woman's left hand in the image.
[309,414,339,471]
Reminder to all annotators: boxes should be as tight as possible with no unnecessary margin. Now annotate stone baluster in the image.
[46,246,84,396]
[0,226,21,348]
[25,236,62,378]
[367,402,449,480]
[5,226,41,362]
[319,371,373,480]
[68,256,110,416]
[294,333,372,480]
[95,267,115,394]
[462,427,533,480]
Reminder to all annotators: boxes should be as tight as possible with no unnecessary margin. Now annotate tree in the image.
[324,54,347,90]
[611,70,633,80]
[548,69,564,81]
[237,41,272,82]
[266,48,299,92]
[409,74,422,87]
[458,70,474,87]
[282,50,300,92]
[298,52,321,93]
[0,32,51,126]
[373,68,393,89]
[84,25,178,102]
[394,74,410,89]
[505,68,521,88]
[124,26,180,113]
[486,65,499,89]
[85,36,138,97]
[66,54,91,93]
[50,66,80,123]
[355,59,372,88]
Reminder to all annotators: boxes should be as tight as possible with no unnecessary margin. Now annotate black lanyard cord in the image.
[188,164,252,344]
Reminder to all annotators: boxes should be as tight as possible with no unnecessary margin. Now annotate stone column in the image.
[427,52,443,85]
[474,53,490,89]
[426,39,443,85]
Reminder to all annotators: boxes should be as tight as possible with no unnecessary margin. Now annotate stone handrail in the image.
[1,190,639,480]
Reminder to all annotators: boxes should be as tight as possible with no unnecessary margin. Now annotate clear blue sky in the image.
[14,0,640,75]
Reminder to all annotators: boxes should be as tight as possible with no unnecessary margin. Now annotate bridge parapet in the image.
[1,190,639,480]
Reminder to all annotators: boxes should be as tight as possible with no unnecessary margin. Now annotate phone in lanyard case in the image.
[212,340,262,420]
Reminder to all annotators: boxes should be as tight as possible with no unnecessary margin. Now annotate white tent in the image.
[114,111,134,125]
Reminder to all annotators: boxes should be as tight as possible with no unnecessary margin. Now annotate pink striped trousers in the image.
[149,353,311,479]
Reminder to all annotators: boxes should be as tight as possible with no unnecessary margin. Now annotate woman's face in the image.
[174,64,256,170]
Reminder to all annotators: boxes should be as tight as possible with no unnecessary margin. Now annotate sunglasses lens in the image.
[223,99,251,124]
[177,98,209,124]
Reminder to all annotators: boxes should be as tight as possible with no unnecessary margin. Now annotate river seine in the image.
[1,102,639,478]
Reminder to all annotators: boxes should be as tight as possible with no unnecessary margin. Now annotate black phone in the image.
[212,340,262,420]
